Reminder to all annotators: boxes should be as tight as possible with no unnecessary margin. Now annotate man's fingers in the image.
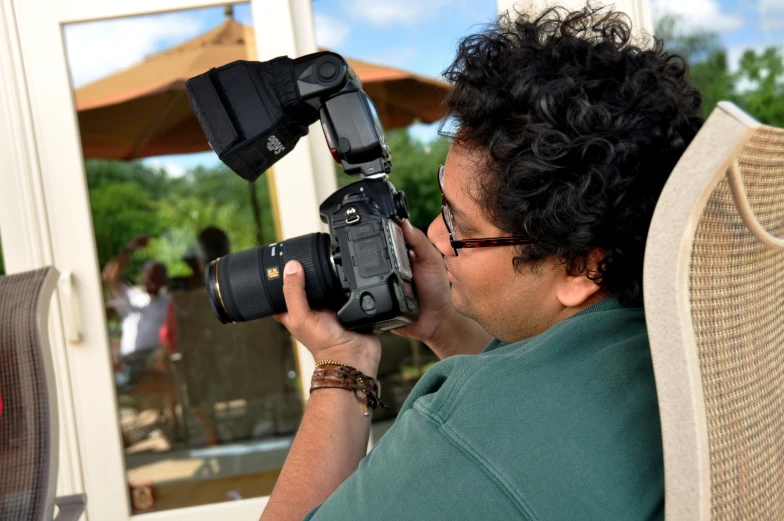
[402,220,442,264]
[281,261,312,327]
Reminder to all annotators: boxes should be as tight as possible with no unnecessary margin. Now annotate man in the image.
[159,226,230,351]
[102,235,171,385]
[261,6,703,521]
[168,226,231,291]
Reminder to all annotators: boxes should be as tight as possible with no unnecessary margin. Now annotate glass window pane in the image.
[63,4,302,514]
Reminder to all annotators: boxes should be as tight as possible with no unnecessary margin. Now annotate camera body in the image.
[186,51,419,332]
[320,178,417,332]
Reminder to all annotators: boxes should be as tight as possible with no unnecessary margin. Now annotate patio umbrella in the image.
[74,10,450,160]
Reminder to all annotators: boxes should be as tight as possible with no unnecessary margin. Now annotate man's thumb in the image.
[282,261,310,317]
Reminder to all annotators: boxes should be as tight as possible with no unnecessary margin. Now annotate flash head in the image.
[186,52,391,181]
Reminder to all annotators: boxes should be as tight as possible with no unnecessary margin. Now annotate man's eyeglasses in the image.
[438,164,533,256]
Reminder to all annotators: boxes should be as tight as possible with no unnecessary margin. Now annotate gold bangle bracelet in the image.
[314,359,350,367]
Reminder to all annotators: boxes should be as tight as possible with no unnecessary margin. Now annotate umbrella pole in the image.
[248,180,264,245]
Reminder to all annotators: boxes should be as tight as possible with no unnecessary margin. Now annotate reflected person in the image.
[102,235,171,386]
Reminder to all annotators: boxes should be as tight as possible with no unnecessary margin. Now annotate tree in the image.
[733,47,784,127]
[385,131,449,229]
[86,159,170,197]
[655,14,784,126]
[171,163,277,248]
[89,182,162,281]
[85,159,277,283]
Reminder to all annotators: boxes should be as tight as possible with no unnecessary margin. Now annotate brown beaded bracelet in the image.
[311,361,388,416]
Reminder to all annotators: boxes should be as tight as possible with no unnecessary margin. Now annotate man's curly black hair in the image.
[441,5,704,305]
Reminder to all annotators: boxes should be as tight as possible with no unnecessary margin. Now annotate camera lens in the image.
[205,232,342,323]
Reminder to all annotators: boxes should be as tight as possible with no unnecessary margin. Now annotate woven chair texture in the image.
[689,124,784,520]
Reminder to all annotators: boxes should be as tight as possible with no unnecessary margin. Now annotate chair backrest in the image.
[170,289,298,439]
[644,102,784,521]
[0,267,60,521]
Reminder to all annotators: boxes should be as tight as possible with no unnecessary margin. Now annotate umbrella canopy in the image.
[74,15,450,160]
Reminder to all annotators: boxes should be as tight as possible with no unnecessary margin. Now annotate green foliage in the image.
[732,47,784,127]
[385,131,449,229]
[86,159,170,196]
[89,182,162,279]
[656,14,784,126]
[85,159,275,283]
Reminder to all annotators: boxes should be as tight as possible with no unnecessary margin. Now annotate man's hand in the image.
[274,260,381,377]
[125,235,150,252]
[261,260,380,521]
[102,235,150,291]
[393,221,452,344]
[393,221,492,358]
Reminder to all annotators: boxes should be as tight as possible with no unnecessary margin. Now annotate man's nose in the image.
[428,215,455,257]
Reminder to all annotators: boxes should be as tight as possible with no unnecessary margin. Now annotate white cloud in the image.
[759,0,784,31]
[64,12,206,88]
[314,14,351,48]
[143,158,187,178]
[652,0,745,33]
[341,0,451,27]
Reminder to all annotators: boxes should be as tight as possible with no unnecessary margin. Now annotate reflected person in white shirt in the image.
[102,235,171,386]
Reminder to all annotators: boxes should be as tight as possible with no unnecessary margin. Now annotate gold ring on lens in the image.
[214,258,228,316]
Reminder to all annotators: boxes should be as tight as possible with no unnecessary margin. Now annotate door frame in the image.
[0,1,327,519]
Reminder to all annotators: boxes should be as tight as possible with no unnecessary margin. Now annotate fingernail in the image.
[285,261,299,275]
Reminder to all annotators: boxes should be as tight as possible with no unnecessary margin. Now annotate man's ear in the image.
[555,248,606,308]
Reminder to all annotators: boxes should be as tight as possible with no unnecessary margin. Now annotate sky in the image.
[62,0,784,177]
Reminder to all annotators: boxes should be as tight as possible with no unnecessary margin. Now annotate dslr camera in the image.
[185,51,418,332]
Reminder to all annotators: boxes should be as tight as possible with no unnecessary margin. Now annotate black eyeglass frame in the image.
[438,165,533,256]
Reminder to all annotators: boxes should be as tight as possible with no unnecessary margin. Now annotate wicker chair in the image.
[0,267,86,521]
[644,102,784,521]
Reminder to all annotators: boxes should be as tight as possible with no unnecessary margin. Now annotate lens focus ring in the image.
[204,233,340,324]
[225,247,272,321]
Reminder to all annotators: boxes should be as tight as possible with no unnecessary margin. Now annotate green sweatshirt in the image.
[304,298,664,521]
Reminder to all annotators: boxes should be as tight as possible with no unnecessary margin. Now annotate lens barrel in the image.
[205,232,341,323]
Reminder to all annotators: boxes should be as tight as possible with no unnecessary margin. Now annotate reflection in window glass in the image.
[63,1,445,514]
[65,4,305,514]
